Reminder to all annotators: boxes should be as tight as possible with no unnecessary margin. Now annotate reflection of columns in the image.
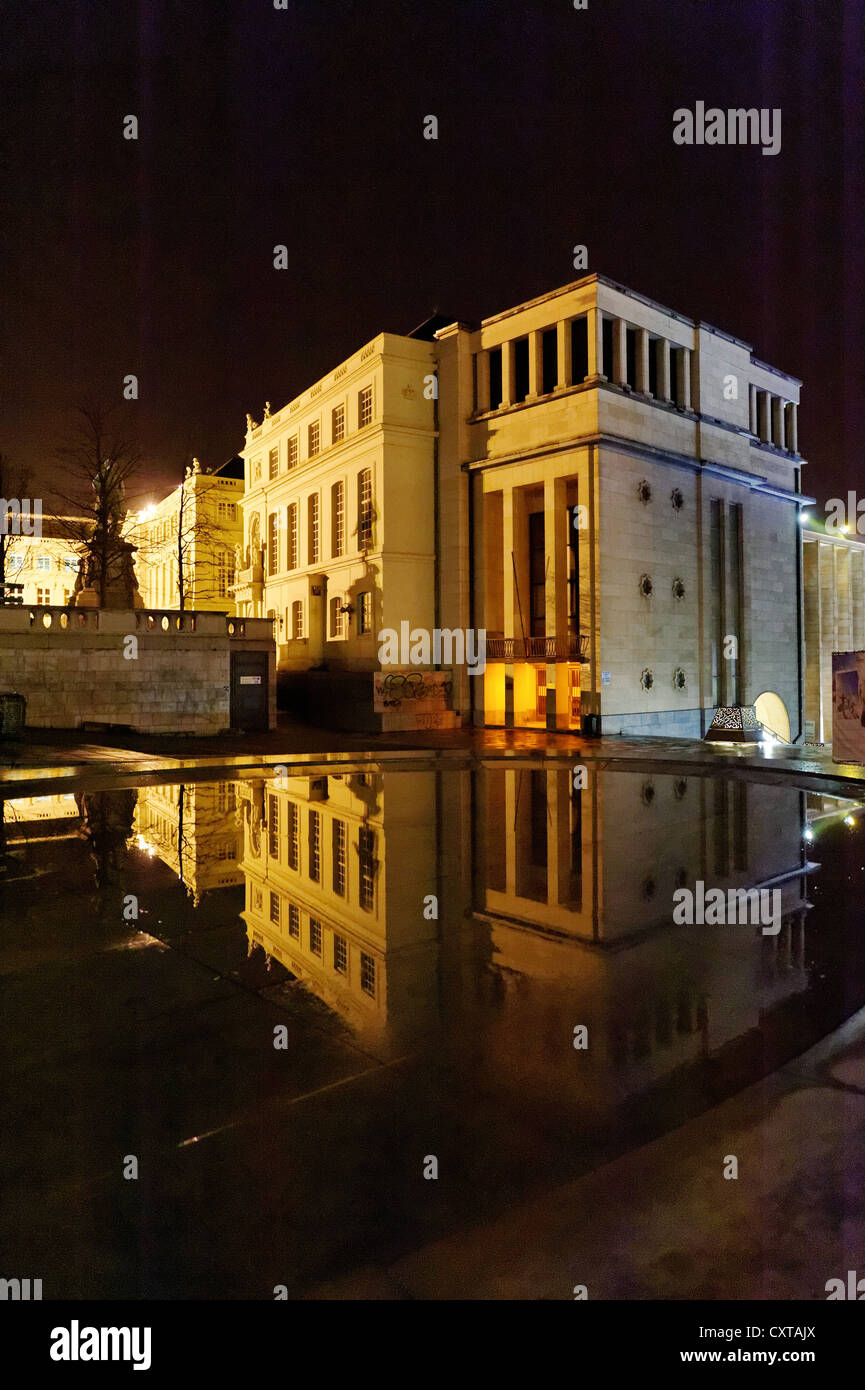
[785,402,798,453]
[545,477,569,729]
[528,330,542,398]
[657,338,671,402]
[476,351,490,413]
[587,307,605,380]
[612,317,627,387]
[677,347,692,411]
[771,395,785,449]
[756,390,770,442]
[547,770,572,906]
[505,770,517,895]
[636,328,650,394]
[501,340,514,407]
[556,319,572,389]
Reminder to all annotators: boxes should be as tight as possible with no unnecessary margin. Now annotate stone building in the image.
[802,522,865,744]
[131,457,243,613]
[434,273,809,737]
[1,513,86,606]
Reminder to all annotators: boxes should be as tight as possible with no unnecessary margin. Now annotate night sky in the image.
[2,0,863,511]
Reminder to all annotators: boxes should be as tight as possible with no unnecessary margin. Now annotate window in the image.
[358,385,373,428]
[359,825,375,911]
[358,469,373,548]
[541,327,557,394]
[287,435,298,470]
[217,550,229,597]
[269,447,279,479]
[269,891,280,926]
[333,933,347,975]
[309,918,322,956]
[308,420,320,457]
[308,494,320,564]
[330,596,345,638]
[287,802,299,870]
[7,554,23,571]
[360,952,376,997]
[268,512,279,576]
[291,599,303,638]
[268,794,279,859]
[36,587,50,605]
[332,404,345,443]
[331,480,345,557]
[332,819,347,896]
[287,503,298,569]
[358,590,372,634]
[513,337,529,402]
[217,501,237,521]
[64,557,78,571]
[308,810,321,882]
[288,903,300,940]
[36,555,51,571]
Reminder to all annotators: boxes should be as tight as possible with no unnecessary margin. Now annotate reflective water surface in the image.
[2,762,864,1297]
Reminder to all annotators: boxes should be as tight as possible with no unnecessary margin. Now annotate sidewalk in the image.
[305,1007,865,1300]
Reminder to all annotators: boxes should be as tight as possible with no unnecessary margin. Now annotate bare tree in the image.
[0,454,34,600]
[50,399,143,606]
[135,456,237,612]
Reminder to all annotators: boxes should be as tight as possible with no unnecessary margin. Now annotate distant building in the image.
[435,272,809,738]
[802,522,865,744]
[131,457,243,613]
[1,513,85,606]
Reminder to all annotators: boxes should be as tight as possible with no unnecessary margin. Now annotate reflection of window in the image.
[358,590,372,634]
[360,952,376,997]
[359,826,375,911]
[269,891,280,926]
[332,819,346,896]
[309,919,322,956]
[334,933,347,974]
[287,802,299,870]
[332,404,345,444]
[268,795,279,858]
[288,903,300,939]
[358,385,373,428]
[308,810,321,882]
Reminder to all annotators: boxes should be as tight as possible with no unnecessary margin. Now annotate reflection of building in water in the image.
[133,781,242,900]
[470,766,812,1119]
[237,771,441,1048]
[2,794,80,833]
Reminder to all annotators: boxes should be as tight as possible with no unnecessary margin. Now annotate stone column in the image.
[749,384,758,435]
[501,340,514,408]
[677,347,692,411]
[771,396,785,450]
[636,328,650,395]
[612,317,627,387]
[756,391,770,442]
[476,350,490,414]
[586,307,605,380]
[544,477,569,729]
[785,402,798,453]
[657,339,671,402]
[556,319,572,389]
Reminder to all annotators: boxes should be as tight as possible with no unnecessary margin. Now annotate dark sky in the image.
[2,0,863,512]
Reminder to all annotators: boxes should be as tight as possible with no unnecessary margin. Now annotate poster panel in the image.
[832,650,865,763]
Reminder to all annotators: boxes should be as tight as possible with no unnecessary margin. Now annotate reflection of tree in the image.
[74,788,137,892]
[133,782,241,903]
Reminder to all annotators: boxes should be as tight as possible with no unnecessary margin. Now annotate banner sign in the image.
[832,650,865,763]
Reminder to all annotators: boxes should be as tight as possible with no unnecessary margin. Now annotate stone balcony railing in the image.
[0,604,274,640]
[485,633,590,662]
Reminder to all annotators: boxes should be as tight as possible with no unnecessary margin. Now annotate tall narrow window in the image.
[358,469,373,548]
[529,511,545,638]
[309,918,322,955]
[287,435,298,469]
[513,337,530,402]
[541,328,557,394]
[358,590,372,634]
[308,420,320,457]
[268,512,279,576]
[287,503,298,569]
[332,404,345,443]
[333,934,348,974]
[332,819,347,896]
[217,550,227,597]
[268,795,279,859]
[330,596,345,638]
[288,903,300,940]
[332,480,345,556]
[358,385,373,428]
[269,891,280,926]
[287,802,299,870]
[308,810,321,882]
[291,599,303,638]
[571,316,589,382]
[308,494,320,564]
[269,447,279,479]
[359,826,375,911]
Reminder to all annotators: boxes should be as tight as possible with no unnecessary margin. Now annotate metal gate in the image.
[230,650,268,731]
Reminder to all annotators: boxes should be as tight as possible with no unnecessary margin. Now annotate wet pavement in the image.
[2,757,865,1299]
